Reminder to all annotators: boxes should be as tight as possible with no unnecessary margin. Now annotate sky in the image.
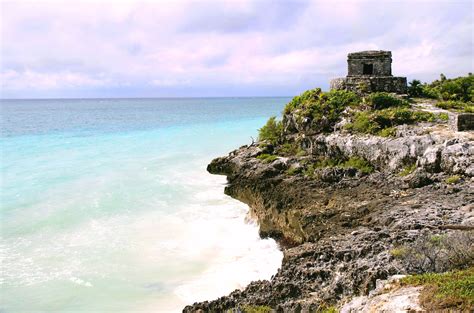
[0,0,472,98]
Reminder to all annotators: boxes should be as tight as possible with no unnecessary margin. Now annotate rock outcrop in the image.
[184,112,473,312]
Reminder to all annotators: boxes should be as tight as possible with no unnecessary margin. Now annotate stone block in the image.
[449,113,474,131]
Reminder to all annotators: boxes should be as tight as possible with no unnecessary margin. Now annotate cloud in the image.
[0,0,472,98]
[1,70,110,90]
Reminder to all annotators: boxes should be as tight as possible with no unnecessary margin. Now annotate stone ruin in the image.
[330,50,407,94]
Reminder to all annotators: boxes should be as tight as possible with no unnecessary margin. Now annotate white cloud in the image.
[0,0,472,97]
[1,70,110,90]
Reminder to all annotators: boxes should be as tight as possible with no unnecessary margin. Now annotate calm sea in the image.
[0,97,289,312]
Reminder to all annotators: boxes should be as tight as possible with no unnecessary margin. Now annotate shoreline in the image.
[184,100,474,311]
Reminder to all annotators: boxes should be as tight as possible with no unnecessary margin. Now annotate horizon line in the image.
[0,95,294,101]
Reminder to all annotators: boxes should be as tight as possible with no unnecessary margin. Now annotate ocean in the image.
[0,97,290,312]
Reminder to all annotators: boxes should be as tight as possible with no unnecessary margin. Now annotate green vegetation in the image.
[258,116,282,144]
[437,112,449,121]
[378,127,397,138]
[285,166,300,176]
[317,305,338,313]
[395,231,474,273]
[283,88,361,133]
[367,92,408,110]
[445,175,461,184]
[407,79,424,97]
[342,156,374,174]
[436,100,474,113]
[412,74,474,109]
[303,156,374,176]
[345,107,436,136]
[256,153,278,163]
[399,163,417,177]
[400,267,474,311]
[240,305,273,313]
[427,73,474,102]
[390,247,409,258]
[276,141,306,156]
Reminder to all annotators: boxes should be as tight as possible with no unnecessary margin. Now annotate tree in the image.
[408,79,423,97]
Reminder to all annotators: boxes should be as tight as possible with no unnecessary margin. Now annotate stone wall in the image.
[330,76,407,94]
[347,51,392,77]
[449,113,474,131]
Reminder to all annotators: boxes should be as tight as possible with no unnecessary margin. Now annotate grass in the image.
[445,175,461,184]
[256,153,278,163]
[400,267,474,311]
[399,163,417,177]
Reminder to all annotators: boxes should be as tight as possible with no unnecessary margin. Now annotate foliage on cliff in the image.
[408,73,474,112]
[367,92,408,110]
[283,88,360,133]
[344,107,437,136]
[400,267,474,311]
[303,156,374,176]
[436,100,474,113]
[258,116,282,144]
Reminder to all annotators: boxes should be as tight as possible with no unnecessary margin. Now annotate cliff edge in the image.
[185,81,474,312]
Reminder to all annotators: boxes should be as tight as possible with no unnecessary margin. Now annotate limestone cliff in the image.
[184,96,473,312]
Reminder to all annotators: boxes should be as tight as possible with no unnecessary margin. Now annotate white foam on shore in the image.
[2,162,283,312]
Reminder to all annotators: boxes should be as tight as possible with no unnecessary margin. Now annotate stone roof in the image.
[348,50,391,58]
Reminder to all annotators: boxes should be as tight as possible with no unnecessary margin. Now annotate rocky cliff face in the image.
[184,114,473,312]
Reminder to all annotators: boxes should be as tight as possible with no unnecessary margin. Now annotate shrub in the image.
[278,142,298,156]
[445,175,461,184]
[378,127,397,137]
[437,75,474,102]
[396,231,474,274]
[284,88,323,114]
[256,153,278,163]
[421,84,439,99]
[286,166,300,176]
[400,267,474,311]
[421,73,474,102]
[437,113,449,121]
[345,108,436,136]
[258,116,282,144]
[319,305,338,313]
[345,111,379,134]
[436,100,474,113]
[283,88,361,133]
[399,163,417,176]
[342,156,374,174]
[303,156,374,175]
[391,247,409,258]
[408,79,424,97]
[314,157,343,168]
[367,92,409,110]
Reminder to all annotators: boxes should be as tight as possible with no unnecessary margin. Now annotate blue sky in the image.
[1,0,472,98]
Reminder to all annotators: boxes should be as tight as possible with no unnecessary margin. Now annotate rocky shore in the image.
[184,91,473,312]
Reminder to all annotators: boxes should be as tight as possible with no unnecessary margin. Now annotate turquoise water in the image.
[0,98,289,312]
